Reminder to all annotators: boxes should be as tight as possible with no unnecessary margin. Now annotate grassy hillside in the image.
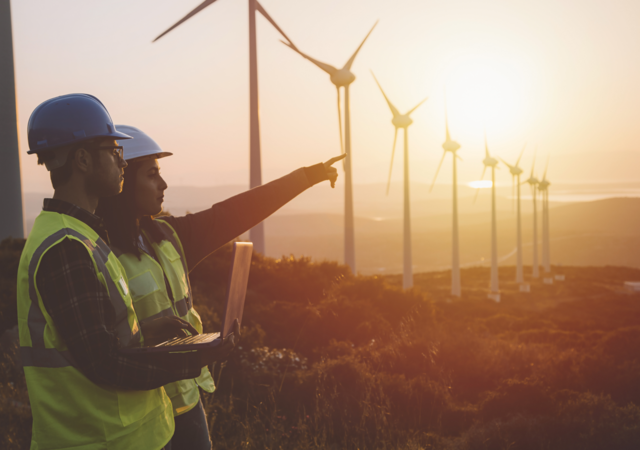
[2,237,640,449]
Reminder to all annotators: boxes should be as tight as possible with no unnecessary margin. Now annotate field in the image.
[2,237,640,449]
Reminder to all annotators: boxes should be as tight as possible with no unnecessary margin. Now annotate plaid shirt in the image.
[36,199,202,390]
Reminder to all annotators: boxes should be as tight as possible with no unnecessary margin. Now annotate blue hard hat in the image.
[116,125,173,161]
[27,94,132,154]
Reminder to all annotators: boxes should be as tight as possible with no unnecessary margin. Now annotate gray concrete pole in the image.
[490,166,499,293]
[402,127,412,289]
[451,154,461,296]
[532,186,539,278]
[516,176,523,283]
[248,0,265,254]
[343,85,356,274]
[0,0,25,241]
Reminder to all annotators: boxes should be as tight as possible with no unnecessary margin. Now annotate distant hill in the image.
[262,197,640,274]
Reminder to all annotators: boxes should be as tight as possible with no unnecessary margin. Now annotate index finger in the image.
[325,154,347,166]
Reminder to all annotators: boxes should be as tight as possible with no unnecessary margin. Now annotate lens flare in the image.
[468,180,492,189]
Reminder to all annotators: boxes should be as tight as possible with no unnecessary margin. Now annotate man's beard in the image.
[85,160,121,198]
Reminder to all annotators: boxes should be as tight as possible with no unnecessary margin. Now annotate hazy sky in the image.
[10,0,640,193]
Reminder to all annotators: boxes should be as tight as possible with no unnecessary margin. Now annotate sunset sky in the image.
[10,0,640,193]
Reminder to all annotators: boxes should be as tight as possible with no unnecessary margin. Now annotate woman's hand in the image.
[323,154,347,188]
[140,316,199,346]
[199,319,241,367]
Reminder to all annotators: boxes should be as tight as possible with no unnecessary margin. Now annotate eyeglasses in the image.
[89,145,124,162]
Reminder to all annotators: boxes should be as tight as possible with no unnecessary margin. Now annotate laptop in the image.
[122,241,253,353]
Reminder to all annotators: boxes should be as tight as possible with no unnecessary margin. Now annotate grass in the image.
[1,237,640,449]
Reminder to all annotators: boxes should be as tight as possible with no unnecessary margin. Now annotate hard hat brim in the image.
[126,152,173,162]
[27,130,133,154]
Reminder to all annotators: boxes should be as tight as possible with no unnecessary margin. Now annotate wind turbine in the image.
[499,144,527,286]
[524,153,540,278]
[538,157,551,276]
[371,72,428,290]
[153,0,296,255]
[282,22,377,274]
[0,0,25,241]
[474,134,500,302]
[430,97,462,297]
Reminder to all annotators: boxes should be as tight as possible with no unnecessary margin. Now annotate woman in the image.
[96,125,344,450]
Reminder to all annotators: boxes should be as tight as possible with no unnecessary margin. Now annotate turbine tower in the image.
[430,97,462,297]
[282,22,377,274]
[524,154,540,278]
[499,144,527,286]
[538,158,551,274]
[474,134,500,302]
[153,0,296,255]
[371,72,428,290]
[0,0,25,241]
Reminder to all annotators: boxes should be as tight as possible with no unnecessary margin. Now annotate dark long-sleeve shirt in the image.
[37,198,203,390]
[36,164,327,390]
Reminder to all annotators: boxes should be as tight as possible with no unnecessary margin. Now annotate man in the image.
[16,94,229,450]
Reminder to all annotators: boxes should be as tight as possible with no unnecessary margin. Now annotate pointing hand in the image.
[324,154,347,188]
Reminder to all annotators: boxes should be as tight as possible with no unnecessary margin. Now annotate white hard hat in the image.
[116,125,173,161]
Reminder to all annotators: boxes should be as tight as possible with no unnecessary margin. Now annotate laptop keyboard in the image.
[156,333,220,347]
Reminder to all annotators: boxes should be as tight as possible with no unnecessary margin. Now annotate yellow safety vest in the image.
[115,219,215,416]
[17,211,174,450]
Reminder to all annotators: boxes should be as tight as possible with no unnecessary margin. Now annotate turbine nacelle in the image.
[443,139,461,153]
[538,179,550,191]
[330,69,356,87]
[483,156,499,167]
[392,115,413,128]
[525,176,539,186]
[508,166,523,176]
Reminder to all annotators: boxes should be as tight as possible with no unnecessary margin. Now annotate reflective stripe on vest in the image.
[21,228,140,369]
[17,211,174,449]
[156,220,193,312]
[115,219,215,416]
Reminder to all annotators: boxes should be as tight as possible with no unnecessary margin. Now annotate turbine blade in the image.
[444,88,452,141]
[256,1,295,47]
[281,40,338,75]
[473,187,481,204]
[484,131,490,158]
[511,174,515,211]
[530,149,537,177]
[473,166,487,204]
[153,0,219,42]
[386,128,399,195]
[429,152,447,193]
[542,155,549,180]
[343,21,378,70]
[498,157,515,171]
[516,142,527,166]
[336,87,345,170]
[406,96,429,116]
[371,71,401,118]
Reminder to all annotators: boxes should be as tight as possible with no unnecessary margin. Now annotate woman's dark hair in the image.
[96,158,164,258]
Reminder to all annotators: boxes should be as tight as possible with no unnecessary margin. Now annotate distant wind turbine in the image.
[282,22,378,274]
[430,96,462,297]
[474,133,500,301]
[538,157,551,274]
[371,71,428,289]
[153,0,296,255]
[524,153,540,278]
[0,0,25,241]
[499,144,527,285]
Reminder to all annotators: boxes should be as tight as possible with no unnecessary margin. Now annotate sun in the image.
[443,54,529,138]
